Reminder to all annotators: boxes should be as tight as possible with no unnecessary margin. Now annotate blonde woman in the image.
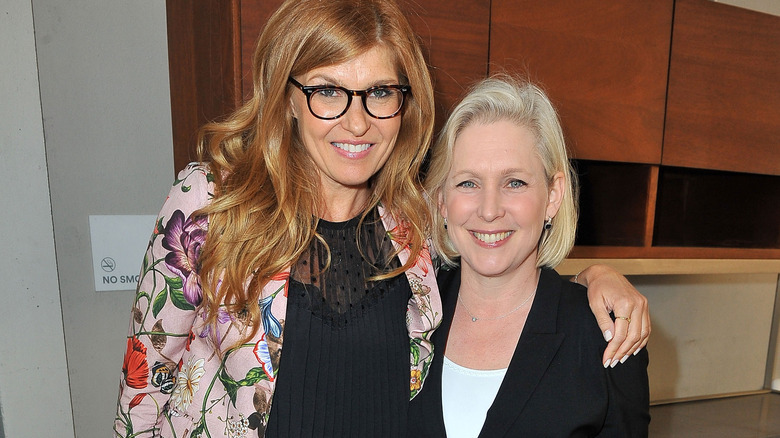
[413,76,650,437]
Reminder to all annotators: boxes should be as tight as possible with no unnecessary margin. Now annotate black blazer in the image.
[410,268,650,437]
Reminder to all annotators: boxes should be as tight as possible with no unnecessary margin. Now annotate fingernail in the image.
[604,359,611,369]
[604,330,613,342]
[634,347,642,356]
[620,355,629,364]
[610,359,619,368]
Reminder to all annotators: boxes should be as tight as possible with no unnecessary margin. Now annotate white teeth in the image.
[333,142,372,153]
[473,231,512,244]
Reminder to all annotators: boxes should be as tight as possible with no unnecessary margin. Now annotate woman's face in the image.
[290,45,402,197]
[439,120,564,279]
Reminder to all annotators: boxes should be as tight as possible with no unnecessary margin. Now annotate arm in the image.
[114,164,213,437]
[574,264,651,367]
[598,347,651,437]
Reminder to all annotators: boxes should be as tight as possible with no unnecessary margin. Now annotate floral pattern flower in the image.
[226,414,250,438]
[122,337,149,389]
[199,307,233,345]
[387,219,431,275]
[253,334,275,382]
[171,356,206,412]
[129,393,146,410]
[410,369,422,392]
[162,210,208,306]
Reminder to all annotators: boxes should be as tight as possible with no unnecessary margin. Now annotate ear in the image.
[546,171,565,219]
[289,93,300,119]
[437,189,447,221]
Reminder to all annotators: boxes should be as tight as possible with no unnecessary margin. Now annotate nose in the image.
[478,187,504,222]
[340,95,370,136]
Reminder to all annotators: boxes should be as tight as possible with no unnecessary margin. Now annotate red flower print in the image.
[129,393,147,410]
[270,271,290,297]
[387,220,411,248]
[185,330,195,351]
[415,245,432,276]
[122,337,149,389]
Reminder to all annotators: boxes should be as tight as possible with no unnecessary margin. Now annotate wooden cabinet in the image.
[489,0,672,165]
[166,0,780,259]
[664,0,780,176]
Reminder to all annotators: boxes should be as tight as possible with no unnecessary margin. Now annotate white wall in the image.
[30,1,174,437]
[636,273,779,401]
[0,3,74,436]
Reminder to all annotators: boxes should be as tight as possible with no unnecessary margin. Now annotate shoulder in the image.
[541,269,602,338]
[157,162,215,222]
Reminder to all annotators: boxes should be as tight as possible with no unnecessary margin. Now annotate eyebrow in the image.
[450,168,529,178]
[305,73,400,88]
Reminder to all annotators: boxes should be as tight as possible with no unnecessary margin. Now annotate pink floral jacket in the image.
[114,163,442,437]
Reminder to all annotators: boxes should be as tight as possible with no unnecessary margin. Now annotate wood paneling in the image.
[489,0,673,164]
[239,0,285,99]
[402,0,490,128]
[663,0,780,176]
[166,0,241,171]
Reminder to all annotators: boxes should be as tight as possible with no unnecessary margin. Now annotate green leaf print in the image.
[237,367,268,386]
[169,287,195,311]
[152,287,168,318]
[219,369,240,407]
[164,275,183,290]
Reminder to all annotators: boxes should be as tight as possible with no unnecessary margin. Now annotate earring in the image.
[443,218,448,229]
[544,217,552,231]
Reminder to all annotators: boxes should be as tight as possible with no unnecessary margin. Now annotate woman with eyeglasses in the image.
[113,1,649,437]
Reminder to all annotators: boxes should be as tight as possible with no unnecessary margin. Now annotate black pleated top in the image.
[265,209,411,438]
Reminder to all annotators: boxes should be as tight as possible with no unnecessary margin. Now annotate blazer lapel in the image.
[479,269,565,438]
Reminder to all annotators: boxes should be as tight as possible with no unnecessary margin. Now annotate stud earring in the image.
[544,217,552,231]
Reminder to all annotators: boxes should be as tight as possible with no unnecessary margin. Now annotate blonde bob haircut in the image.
[425,74,578,269]
[195,0,435,345]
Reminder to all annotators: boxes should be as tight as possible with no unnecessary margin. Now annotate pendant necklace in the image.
[458,289,535,322]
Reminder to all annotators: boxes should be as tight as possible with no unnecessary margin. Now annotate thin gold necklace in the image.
[457,290,535,322]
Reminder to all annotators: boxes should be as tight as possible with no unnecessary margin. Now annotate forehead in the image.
[301,45,399,85]
[452,120,540,168]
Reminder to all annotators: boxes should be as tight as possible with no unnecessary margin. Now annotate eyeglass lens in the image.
[309,87,404,119]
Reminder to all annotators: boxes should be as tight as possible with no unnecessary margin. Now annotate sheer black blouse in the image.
[265,210,412,437]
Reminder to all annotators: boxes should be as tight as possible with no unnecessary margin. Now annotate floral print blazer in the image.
[114,163,442,438]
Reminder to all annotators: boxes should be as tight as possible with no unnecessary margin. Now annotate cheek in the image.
[443,192,473,223]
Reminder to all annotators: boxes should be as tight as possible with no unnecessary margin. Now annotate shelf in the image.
[572,161,780,259]
[558,258,780,276]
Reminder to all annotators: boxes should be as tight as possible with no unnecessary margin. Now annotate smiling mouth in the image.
[333,142,373,153]
[472,231,513,244]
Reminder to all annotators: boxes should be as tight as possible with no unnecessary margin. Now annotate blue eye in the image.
[508,179,526,188]
[314,88,345,99]
[456,180,476,188]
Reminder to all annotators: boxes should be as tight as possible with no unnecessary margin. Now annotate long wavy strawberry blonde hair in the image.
[195,0,435,346]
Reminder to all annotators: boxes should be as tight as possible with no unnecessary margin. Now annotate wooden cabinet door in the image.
[663,0,780,176]
[489,0,673,164]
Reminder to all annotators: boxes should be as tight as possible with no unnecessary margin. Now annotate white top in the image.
[441,356,508,438]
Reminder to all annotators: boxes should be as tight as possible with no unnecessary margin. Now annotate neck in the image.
[318,184,371,222]
[458,262,541,307]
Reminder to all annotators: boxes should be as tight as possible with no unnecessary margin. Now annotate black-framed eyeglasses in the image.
[288,77,411,120]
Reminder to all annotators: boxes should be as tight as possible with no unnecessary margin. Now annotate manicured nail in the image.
[604,330,613,342]
[610,359,619,368]
[620,355,629,364]
[634,347,642,356]
[604,359,611,369]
